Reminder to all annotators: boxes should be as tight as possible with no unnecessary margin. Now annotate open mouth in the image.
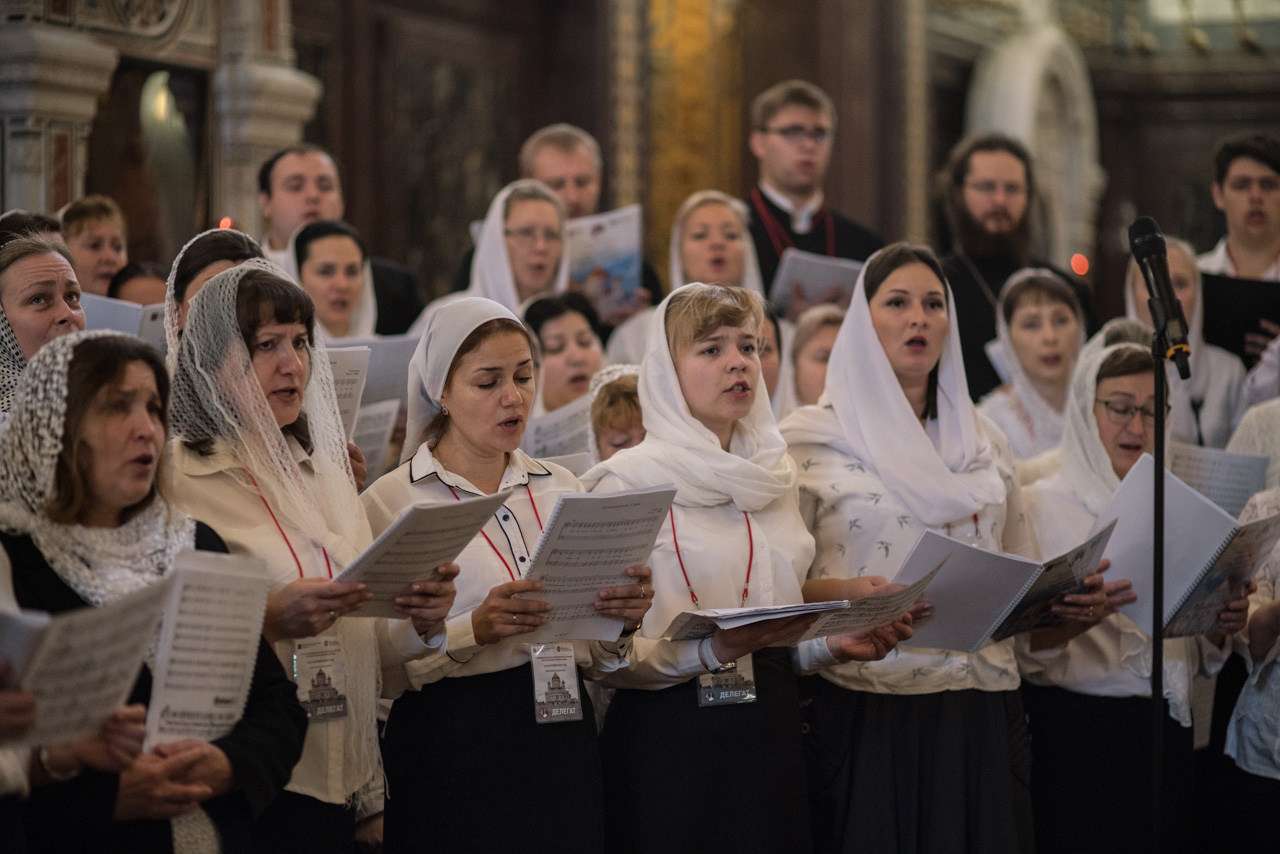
[499,416,523,432]
[1040,355,1061,368]
[130,453,155,468]
[272,387,299,403]
[329,298,351,313]
[906,336,928,352]
[725,381,751,396]
[1118,441,1144,454]
[569,373,591,388]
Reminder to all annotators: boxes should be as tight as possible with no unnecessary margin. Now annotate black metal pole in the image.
[1149,332,1166,854]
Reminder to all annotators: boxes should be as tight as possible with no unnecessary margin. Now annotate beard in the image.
[950,197,1033,267]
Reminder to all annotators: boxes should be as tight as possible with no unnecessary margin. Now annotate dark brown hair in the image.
[863,243,949,420]
[172,230,264,304]
[1096,346,1157,384]
[421,318,537,447]
[1000,271,1082,326]
[46,336,169,525]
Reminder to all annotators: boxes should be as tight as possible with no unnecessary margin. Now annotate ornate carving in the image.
[106,0,181,30]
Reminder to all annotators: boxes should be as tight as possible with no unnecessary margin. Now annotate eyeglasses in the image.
[1225,176,1280,193]
[503,226,563,245]
[1094,398,1169,427]
[760,124,832,145]
[964,180,1027,198]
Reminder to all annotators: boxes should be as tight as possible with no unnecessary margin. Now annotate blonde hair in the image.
[664,283,766,359]
[591,373,641,435]
[751,80,836,131]
[790,303,845,363]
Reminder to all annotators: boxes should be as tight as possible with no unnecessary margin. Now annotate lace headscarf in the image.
[0,298,25,416]
[0,329,195,606]
[168,258,365,567]
[584,363,641,466]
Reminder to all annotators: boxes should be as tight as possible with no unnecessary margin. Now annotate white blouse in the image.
[1227,399,1280,492]
[586,467,836,689]
[976,385,1062,462]
[790,414,1034,695]
[1017,470,1227,726]
[170,438,442,816]
[1226,488,1280,780]
[360,444,632,687]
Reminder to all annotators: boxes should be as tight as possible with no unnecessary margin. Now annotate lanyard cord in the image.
[248,473,331,579]
[669,507,754,608]
[751,188,836,259]
[447,482,543,582]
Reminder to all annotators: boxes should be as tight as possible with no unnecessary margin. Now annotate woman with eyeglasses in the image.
[1017,342,1252,854]
[424,180,568,323]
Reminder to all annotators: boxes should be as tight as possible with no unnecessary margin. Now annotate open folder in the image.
[890,523,1115,654]
[337,490,513,618]
[1092,454,1280,638]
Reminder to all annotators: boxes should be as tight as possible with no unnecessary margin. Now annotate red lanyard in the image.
[669,507,754,608]
[447,483,543,581]
[751,188,835,259]
[248,473,331,579]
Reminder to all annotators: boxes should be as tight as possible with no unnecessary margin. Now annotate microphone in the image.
[1128,216,1191,379]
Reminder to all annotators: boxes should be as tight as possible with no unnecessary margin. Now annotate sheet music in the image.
[1167,441,1268,518]
[565,204,644,317]
[768,249,864,314]
[351,399,401,479]
[890,530,1043,654]
[337,490,513,619]
[520,485,677,644]
[792,557,947,643]
[80,293,168,353]
[661,601,852,641]
[989,521,1116,642]
[1093,455,1241,637]
[1165,512,1280,638]
[521,393,592,459]
[338,334,420,408]
[9,576,174,747]
[145,552,270,750]
[327,346,371,440]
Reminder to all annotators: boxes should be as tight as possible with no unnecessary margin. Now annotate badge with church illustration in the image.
[293,635,349,722]
[530,643,583,724]
[696,655,757,707]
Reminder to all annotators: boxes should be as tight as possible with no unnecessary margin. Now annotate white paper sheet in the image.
[144,552,270,750]
[352,399,402,481]
[1167,441,1269,518]
[519,485,677,644]
[521,393,592,459]
[6,576,175,747]
[336,334,420,408]
[565,204,645,317]
[1164,512,1280,638]
[80,293,168,353]
[661,601,851,641]
[337,490,513,619]
[327,346,371,440]
[768,248,864,314]
[792,557,949,643]
[1091,454,1240,636]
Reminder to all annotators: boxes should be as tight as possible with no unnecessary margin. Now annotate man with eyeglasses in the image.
[745,80,883,319]
[257,144,426,334]
[937,132,1097,400]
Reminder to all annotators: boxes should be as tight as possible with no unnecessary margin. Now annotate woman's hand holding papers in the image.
[472,579,551,645]
[593,564,654,632]
[1208,579,1257,647]
[263,579,373,643]
[394,563,460,638]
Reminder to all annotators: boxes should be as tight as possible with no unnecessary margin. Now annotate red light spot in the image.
[1070,254,1089,276]
[218,217,233,229]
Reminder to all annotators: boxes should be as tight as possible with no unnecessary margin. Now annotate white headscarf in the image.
[779,248,1006,526]
[666,190,765,297]
[163,227,269,366]
[1123,242,1209,442]
[402,297,524,463]
[584,363,640,466]
[581,283,794,510]
[1059,341,1154,516]
[169,258,366,567]
[468,179,569,312]
[280,222,378,342]
[989,268,1087,450]
[0,330,195,606]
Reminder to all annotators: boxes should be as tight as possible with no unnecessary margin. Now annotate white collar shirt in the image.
[758,182,824,235]
[360,443,632,688]
[1198,237,1280,281]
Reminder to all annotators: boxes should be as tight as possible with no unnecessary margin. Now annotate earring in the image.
[441,406,449,416]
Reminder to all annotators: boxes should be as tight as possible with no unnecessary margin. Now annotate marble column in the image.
[0,23,118,213]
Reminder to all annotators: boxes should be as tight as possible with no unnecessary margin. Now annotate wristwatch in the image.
[698,637,738,674]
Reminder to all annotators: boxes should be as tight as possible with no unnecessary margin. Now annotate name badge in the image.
[696,655,757,707]
[293,634,349,722]
[530,643,583,724]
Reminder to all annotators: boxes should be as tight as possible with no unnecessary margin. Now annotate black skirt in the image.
[803,677,1034,854]
[1020,682,1195,854]
[600,647,811,854]
[381,663,604,854]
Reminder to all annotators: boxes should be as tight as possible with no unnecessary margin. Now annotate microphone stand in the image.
[1146,295,1187,854]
